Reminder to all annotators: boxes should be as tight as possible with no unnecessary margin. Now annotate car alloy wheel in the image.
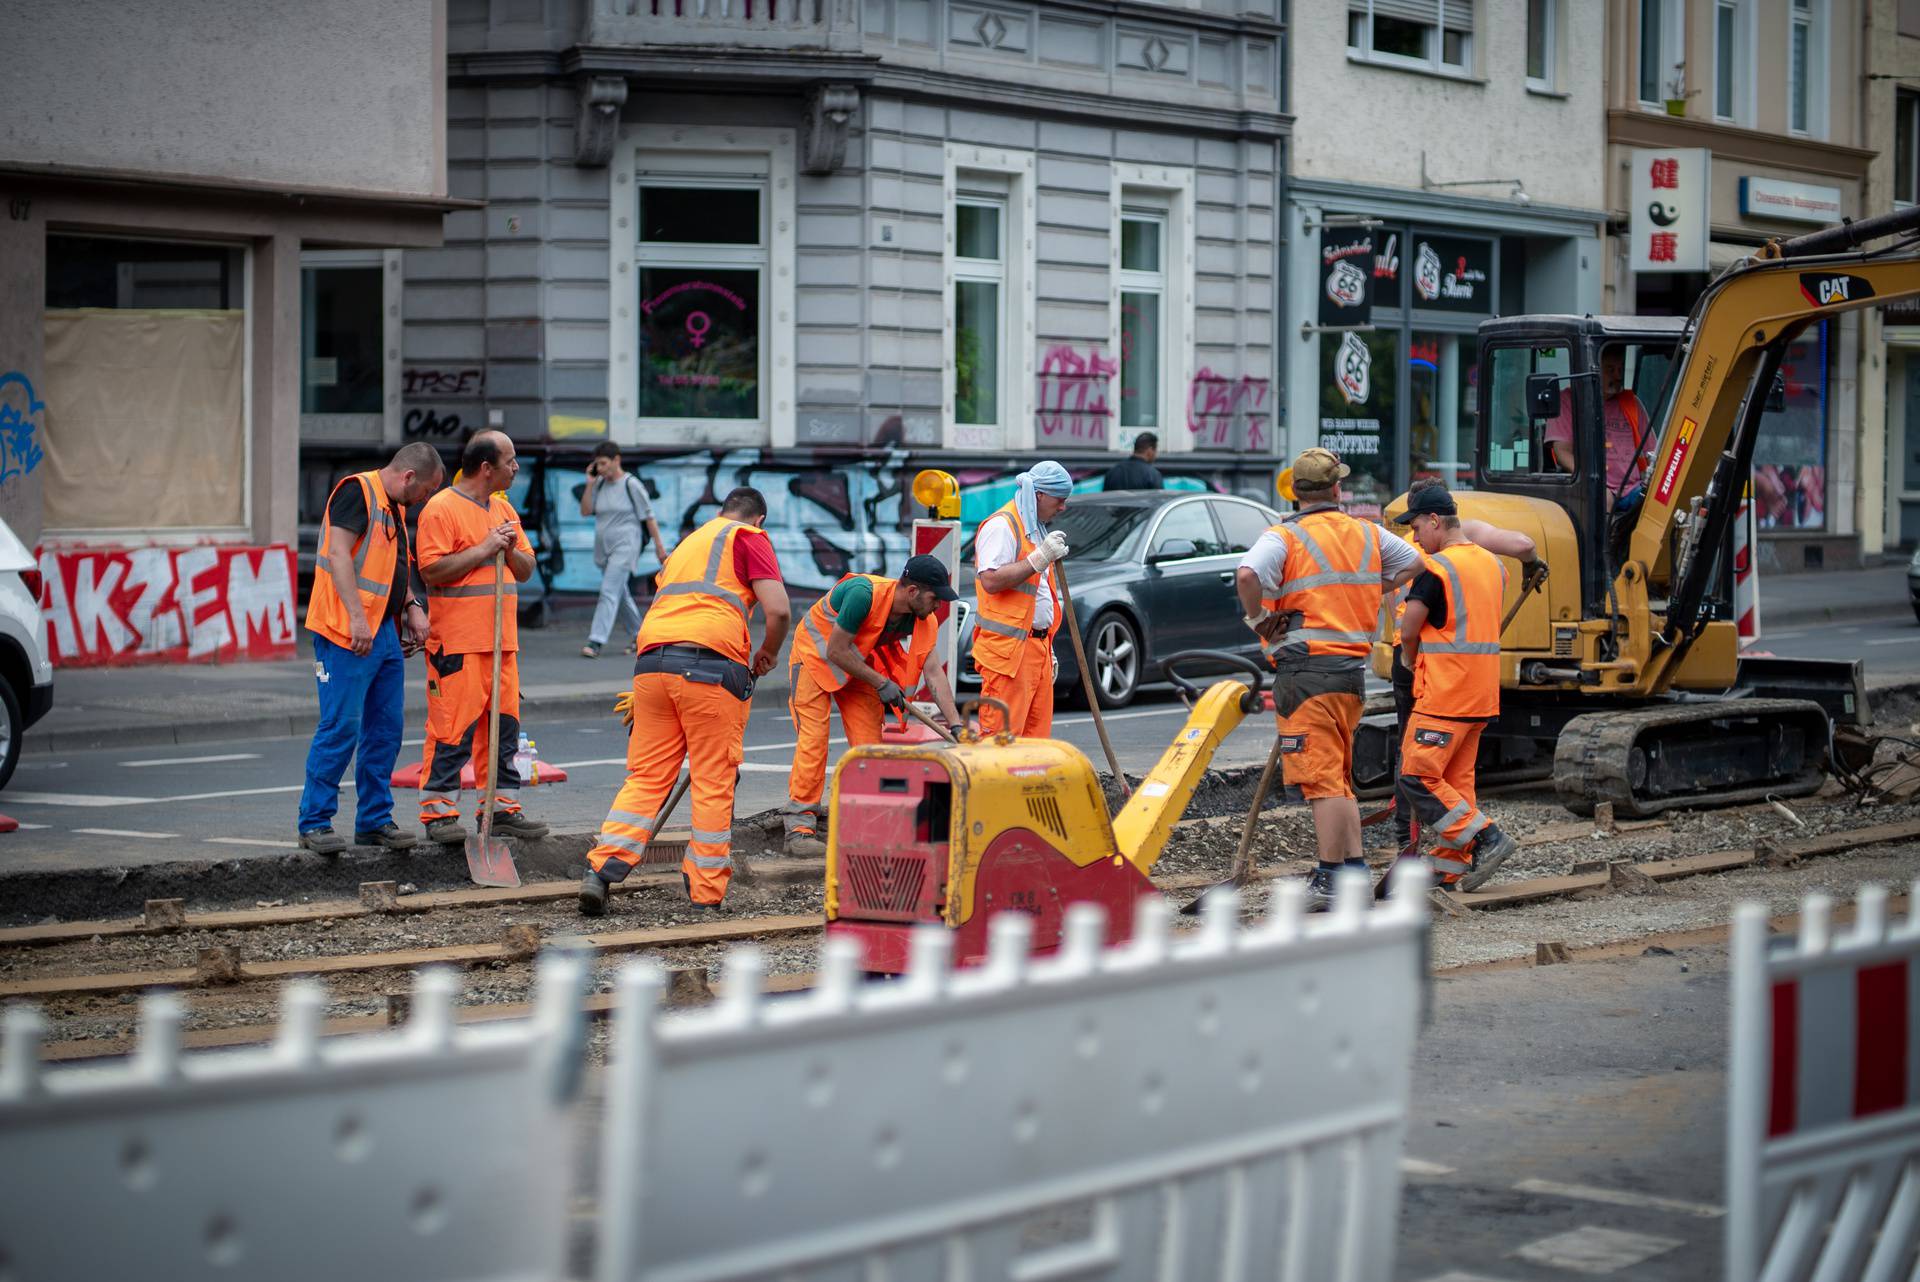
[1091,612,1140,708]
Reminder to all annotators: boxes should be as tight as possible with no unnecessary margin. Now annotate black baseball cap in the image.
[1391,484,1458,524]
[902,554,959,601]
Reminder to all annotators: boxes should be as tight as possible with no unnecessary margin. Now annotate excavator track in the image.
[1553,697,1833,819]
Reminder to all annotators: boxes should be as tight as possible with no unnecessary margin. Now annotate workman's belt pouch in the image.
[634,645,755,702]
[428,650,466,678]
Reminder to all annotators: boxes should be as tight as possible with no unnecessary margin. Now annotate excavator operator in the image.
[1545,344,1653,499]
[1236,448,1423,912]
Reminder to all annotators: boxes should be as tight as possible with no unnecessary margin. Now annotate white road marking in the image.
[1053,706,1191,727]
[3,791,158,807]
[1511,1226,1684,1274]
[1766,629,1806,639]
[1866,635,1914,647]
[402,737,425,747]
[207,837,301,850]
[1512,1178,1721,1218]
[10,822,49,830]
[120,752,261,768]
[73,828,181,840]
[166,785,307,802]
[738,762,792,773]
[550,758,628,770]
[1399,1158,1457,1177]
[1416,1273,1519,1282]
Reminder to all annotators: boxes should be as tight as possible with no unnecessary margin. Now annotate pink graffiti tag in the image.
[1036,345,1119,444]
[1186,368,1271,450]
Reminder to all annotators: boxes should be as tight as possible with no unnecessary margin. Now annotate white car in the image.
[0,517,52,789]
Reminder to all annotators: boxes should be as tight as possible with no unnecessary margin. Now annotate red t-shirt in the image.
[732,527,780,585]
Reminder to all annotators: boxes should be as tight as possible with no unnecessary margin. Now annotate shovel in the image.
[1180,731,1286,915]
[1056,560,1129,800]
[902,700,958,743]
[465,551,521,888]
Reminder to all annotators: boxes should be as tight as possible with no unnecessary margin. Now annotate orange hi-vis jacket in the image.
[307,470,402,649]
[970,499,1057,678]
[636,516,763,665]
[791,574,938,692]
[417,488,533,655]
[1411,542,1506,719]
[1259,507,1384,664]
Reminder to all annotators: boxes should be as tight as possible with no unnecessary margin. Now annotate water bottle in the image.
[514,732,534,785]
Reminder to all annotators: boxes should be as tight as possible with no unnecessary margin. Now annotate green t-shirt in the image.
[829,577,913,644]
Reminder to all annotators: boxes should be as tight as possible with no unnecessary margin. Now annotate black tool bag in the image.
[633,644,755,702]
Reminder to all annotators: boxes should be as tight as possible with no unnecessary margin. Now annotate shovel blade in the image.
[464,835,521,888]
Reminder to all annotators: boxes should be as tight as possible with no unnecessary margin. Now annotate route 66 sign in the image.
[1336,331,1371,406]
[1413,242,1443,303]
[1326,259,1367,309]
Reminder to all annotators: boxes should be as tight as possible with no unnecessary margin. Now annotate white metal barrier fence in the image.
[0,954,590,1282]
[599,866,1430,1282]
[1727,882,1920,1282]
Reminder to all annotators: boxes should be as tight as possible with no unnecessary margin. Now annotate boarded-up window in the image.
[43,236,246,532]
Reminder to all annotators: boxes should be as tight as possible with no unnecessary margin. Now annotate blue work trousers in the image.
[298,622,406,835]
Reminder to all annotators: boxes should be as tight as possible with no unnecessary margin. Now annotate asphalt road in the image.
[0,687,1280,875]
[1751,612,1920,692]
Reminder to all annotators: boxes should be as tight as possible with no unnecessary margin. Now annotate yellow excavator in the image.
[1373,207,1915,817]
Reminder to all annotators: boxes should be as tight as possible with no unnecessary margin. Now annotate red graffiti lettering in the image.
[1035,345,1119,444]
[1186,368,1271,450]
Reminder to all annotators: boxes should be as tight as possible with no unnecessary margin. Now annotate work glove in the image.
[614,689,635,730]
[1025,530,1069,573]
[1521,559,1550,593]
[874,679,907,711]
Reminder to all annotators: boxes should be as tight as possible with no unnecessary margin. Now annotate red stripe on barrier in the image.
[1855,961,1909,1118]
[1770,980,1798,1137]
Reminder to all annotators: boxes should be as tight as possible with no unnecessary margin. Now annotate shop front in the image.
[1286,182,1604,518]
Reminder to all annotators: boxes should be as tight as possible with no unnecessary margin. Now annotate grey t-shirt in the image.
[588,472,652,568]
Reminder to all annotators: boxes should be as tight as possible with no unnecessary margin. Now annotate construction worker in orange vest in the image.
[781,556,966,856]
[297,442,445,854]
[1235,448,1423,912]
[1383,478,1547,852]
[972,460,1072,738]
[414,431,549,846]
[579,487,791,915]
[1392,482,1519,891]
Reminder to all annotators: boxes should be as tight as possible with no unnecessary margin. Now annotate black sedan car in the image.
[954,489,1284,707]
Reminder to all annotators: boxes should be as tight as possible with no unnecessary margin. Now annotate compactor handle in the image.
[1162,650,1266,711]
[957,695,1015,744]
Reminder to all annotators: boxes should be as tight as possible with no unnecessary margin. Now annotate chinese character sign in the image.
[1629,148,1710,274]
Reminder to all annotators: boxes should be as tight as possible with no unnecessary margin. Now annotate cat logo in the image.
[1798,273,1875,308]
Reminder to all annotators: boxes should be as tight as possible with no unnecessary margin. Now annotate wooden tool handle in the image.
[482,551,504,839]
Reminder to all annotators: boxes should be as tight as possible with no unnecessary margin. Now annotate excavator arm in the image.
[1111,652,1267,876]
[1629,205,1920,690]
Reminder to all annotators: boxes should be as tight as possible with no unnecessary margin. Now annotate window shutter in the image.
[1443,0,1472,31]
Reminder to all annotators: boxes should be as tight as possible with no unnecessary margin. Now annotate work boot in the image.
[486,810,550,841]
[424,816,468,845]
[578,869,610,917]
[298,827,347,856]
[785,830,827,858]
[1301,865,1339,914]
[354,822,418,851]
[1459,826,1518,893]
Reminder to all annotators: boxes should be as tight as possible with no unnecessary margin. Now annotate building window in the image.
[43,235,248,532]
[1526,0,1554,91]
[302,266,382,417]
[1638,0,1685,108]
[1787,0,1826,137]
[1898,91,1920,207]
[634,180,766,422]
[953,197,1005,429]
[1346,0,1472,76]
[1118,211,1165,432]
[1713,1,1753,124]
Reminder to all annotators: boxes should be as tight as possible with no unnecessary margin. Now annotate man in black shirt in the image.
[1102,431,1165,491]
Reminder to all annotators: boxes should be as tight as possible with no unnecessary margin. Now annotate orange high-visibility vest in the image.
[791,574,938,692]
[307,470,402,649]
[417,488,531,654]
[970,500,1056,678]
[1259,507,1383,664]
[637,516,763,665]
[1411,542,1506,718]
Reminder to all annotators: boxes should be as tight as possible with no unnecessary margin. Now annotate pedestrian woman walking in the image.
[579,442,665,657]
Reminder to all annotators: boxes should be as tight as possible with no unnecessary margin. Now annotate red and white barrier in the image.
[910,518,959,693]
[1727,884,1920,1281]
[1733,487,1760,643]
[36,544,298,668]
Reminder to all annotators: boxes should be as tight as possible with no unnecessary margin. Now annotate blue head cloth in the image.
[1015,460,1072,541]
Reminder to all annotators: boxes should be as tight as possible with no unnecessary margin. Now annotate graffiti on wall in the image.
[403,408,465,439]
[1186,368,1271,452]
[1035,345,1118,446]
[402,367,483,441]
[39,544,298,667]
[0,373,46,485]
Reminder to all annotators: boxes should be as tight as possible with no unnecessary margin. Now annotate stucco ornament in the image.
[574,76,628,168]
[800,85,859,175]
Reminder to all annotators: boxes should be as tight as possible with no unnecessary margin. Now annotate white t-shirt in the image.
[975,514,1055,631]
[1239,518,1421,595]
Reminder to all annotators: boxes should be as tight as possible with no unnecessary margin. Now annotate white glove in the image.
[1243,609,1276,636]
[1025,530,1069,573]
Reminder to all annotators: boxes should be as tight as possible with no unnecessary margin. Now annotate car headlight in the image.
[1910,547,1920,574]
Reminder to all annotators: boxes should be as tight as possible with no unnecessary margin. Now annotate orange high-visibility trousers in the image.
[587,671,749,904]
[1276,691,1362,801]
[419,649,524,823]
[782,664,886,838]
[1396,711,1488,883]
[977,634,1054,737]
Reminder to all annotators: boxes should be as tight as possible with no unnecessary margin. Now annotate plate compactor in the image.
[825,653,1266,972]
